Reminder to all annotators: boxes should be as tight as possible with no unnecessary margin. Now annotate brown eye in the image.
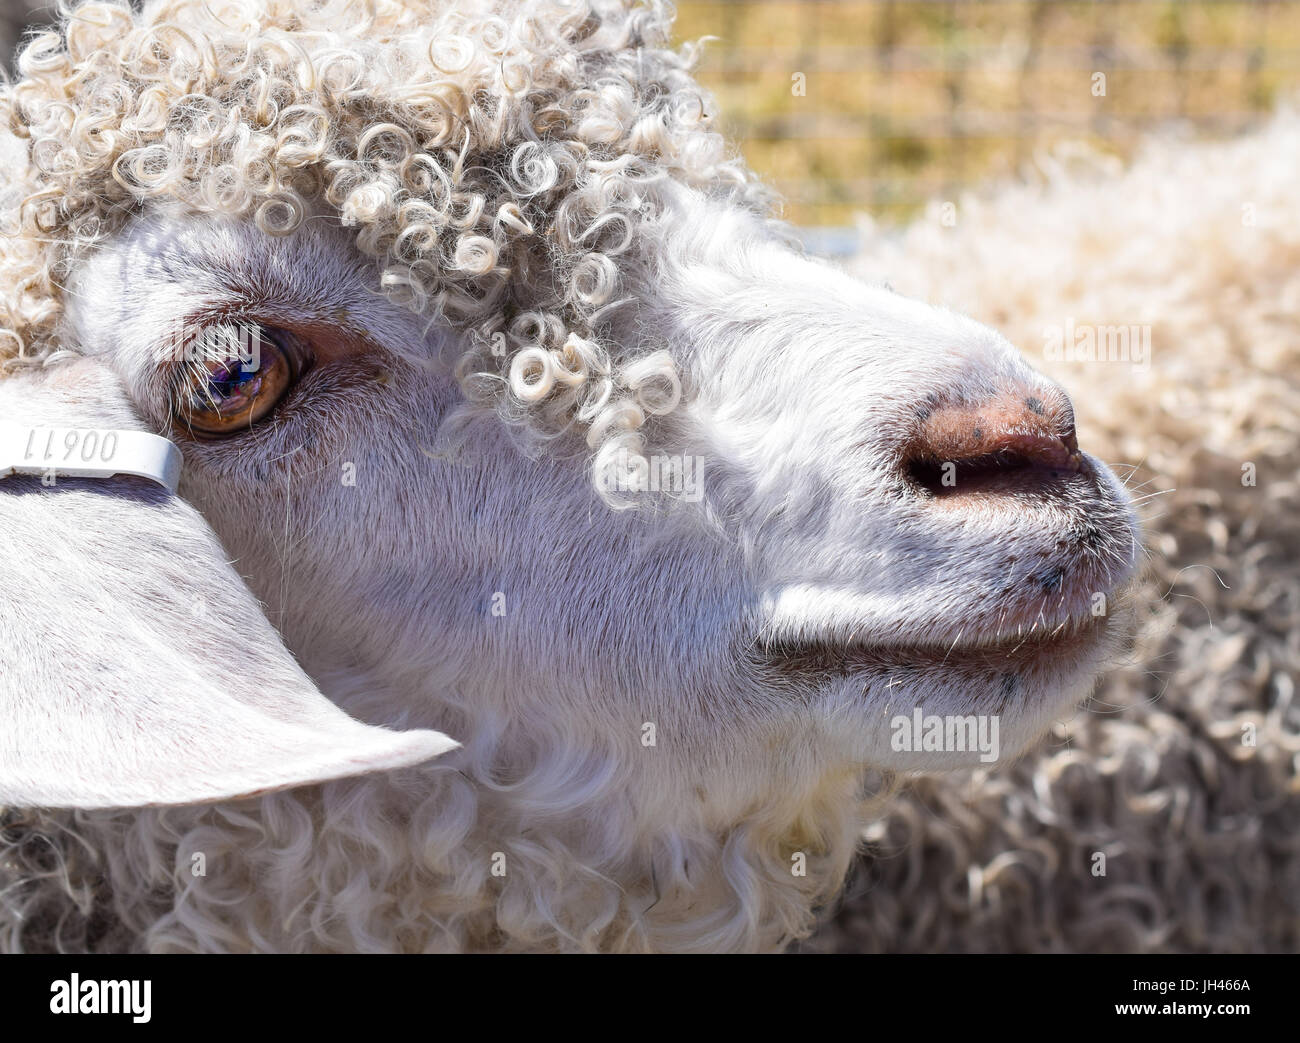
[178,324,308,435]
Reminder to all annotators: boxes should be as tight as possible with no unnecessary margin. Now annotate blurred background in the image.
[678,0,1300,237]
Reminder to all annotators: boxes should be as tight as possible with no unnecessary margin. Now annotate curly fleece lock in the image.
[0,0,770,498]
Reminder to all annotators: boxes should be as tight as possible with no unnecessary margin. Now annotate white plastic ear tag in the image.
[0,424,182,493]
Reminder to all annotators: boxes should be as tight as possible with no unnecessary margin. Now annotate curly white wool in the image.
[0,0,770,503]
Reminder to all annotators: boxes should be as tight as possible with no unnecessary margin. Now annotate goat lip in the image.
[906,443,1090,500]
[759,615,1108,676]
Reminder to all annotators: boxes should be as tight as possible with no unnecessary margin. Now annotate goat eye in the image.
[178,324,307,435]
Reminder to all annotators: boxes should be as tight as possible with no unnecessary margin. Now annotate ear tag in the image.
[0,424,182,493]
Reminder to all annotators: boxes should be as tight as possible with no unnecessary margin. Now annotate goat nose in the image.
[904,386,1084,498]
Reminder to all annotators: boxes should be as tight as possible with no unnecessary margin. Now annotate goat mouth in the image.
[759,615,1109,679]
[905,446,1088,499]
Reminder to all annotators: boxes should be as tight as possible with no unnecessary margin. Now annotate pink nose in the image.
[905,387,1084,498]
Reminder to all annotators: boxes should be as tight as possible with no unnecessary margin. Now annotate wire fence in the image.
[678,0,1300,230]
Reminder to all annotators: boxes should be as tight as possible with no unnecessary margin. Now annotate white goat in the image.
[0,0,1139,952]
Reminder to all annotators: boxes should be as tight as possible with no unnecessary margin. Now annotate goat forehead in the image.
[70,217,378,327]
[62,216,442,386]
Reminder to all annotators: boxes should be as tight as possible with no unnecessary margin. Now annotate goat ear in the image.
[0,361,458,809]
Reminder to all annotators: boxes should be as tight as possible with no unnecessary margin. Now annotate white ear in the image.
[0,360,458,808]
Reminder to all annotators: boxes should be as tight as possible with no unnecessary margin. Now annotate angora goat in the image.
[0,0,1139,953]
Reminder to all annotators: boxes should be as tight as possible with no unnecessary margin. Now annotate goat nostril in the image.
[905,388,1083,498]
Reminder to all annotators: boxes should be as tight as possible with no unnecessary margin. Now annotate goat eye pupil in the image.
[178,323,305,436]
[208,362,257,397]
